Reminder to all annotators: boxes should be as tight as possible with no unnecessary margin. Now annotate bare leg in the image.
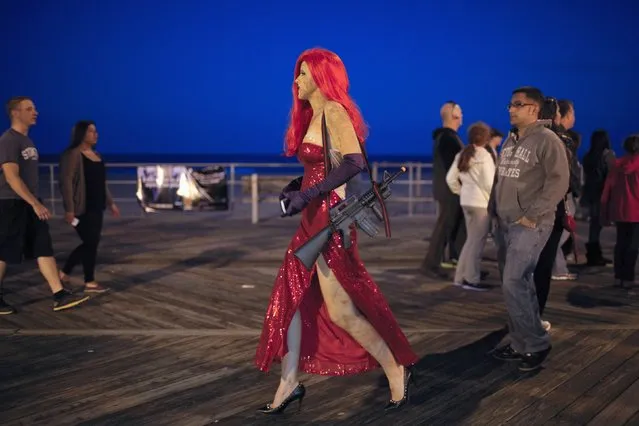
[0,261,6,296]
[37,257,63,293]
[0,261,6,282]
[270,309,302,407]
[316,256,406,401]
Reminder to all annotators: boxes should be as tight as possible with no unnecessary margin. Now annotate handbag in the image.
[561,194,580,263]
[561,196,576,233]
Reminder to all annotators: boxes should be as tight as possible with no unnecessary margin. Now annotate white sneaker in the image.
[541,320,552,332]
[551,273,578,281]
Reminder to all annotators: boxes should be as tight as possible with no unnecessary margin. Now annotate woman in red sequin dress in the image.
[254,48,418,414]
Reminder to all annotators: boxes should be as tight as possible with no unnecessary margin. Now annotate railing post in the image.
[415,164,422,198]
[408,163,414,216]
[251,173,259,224]
[49,164,56,216]
[372,162,378,182]
[229,164,236,211]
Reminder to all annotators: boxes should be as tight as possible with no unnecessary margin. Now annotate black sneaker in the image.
[492,344,522,361]
[53,289,90,312]
[420,265,450,280]
[518,346,552,372]
[0,298,16,315]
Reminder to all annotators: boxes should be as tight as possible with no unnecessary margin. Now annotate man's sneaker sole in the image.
[518,362,544,372]
[53,295,90,312]
[462,283,490,292]
[0,308,16,315]
[492,352,522,362]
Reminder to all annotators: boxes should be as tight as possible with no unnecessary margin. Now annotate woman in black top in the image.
[581,130,615,265]
[59,121,119,292]
[532,97,576,331]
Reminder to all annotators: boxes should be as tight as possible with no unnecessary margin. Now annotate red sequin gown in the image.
[254,143,418,376]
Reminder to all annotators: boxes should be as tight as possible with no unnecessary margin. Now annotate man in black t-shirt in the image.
[420,101,467,278]
[0,96,89,314]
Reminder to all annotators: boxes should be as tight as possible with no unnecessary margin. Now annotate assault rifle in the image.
[294,166,407,270]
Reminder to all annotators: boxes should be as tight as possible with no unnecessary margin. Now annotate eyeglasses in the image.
[507,102,534,110]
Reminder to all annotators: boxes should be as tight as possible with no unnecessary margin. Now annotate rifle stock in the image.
[294,226,334,270]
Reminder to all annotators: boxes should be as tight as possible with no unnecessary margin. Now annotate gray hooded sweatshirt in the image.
[491,122,569,225]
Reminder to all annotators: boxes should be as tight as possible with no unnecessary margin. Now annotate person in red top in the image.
[601,134,639,288]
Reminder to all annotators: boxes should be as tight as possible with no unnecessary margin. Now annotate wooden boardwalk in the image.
[0,213,638,425]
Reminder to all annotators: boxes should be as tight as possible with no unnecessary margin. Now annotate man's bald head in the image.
[440,101,463,129]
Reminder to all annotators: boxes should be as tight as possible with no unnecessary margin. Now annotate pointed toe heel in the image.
[384,367,415,412]
[257,383,306,415]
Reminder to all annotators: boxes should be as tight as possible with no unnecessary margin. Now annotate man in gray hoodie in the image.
[489,86,569,372]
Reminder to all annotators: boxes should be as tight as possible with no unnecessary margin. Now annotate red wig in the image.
[284,48,368,156]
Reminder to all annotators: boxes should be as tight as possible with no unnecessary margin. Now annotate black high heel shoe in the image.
[257,383,306,415]
[384,366,416,412]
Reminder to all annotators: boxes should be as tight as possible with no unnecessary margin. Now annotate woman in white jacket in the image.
[445,122,496,290]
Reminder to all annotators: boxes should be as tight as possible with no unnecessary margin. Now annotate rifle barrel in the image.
[359,166,407,205]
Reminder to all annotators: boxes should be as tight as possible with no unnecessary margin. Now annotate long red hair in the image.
[284,48,368,156]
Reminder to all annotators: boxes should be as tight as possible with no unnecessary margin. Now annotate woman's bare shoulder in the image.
[324,101,349,120]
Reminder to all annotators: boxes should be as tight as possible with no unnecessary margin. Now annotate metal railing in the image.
[39,161,434,223]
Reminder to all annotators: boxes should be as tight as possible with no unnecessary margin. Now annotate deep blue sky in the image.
[2,0,637,158]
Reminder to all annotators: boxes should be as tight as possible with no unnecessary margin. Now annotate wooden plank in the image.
[504,330,639,425]
[624,409,639,426]
[0,336,256,425]
[555,347,639,424]
[586,376,639,425]
[440,330,627,426]
[0,332,450,425]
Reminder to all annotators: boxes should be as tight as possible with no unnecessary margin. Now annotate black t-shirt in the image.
[432,127,463,201]
[83,155,107,211]
[0,129,39,199]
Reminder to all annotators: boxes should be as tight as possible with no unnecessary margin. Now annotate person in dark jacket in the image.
[581,130,616,265]
[421,101,466,278]
[601,134,639,288]
[558,101,581,188]
[532,97,575,331]
[556,100,582,261]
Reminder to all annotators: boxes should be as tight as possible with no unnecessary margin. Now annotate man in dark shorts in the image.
[0,96,90,314]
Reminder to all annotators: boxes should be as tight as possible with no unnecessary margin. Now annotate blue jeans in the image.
[498,219,553,354]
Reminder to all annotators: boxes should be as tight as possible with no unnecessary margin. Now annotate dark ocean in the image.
[39,153,433,164]
[38,153,434,178]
